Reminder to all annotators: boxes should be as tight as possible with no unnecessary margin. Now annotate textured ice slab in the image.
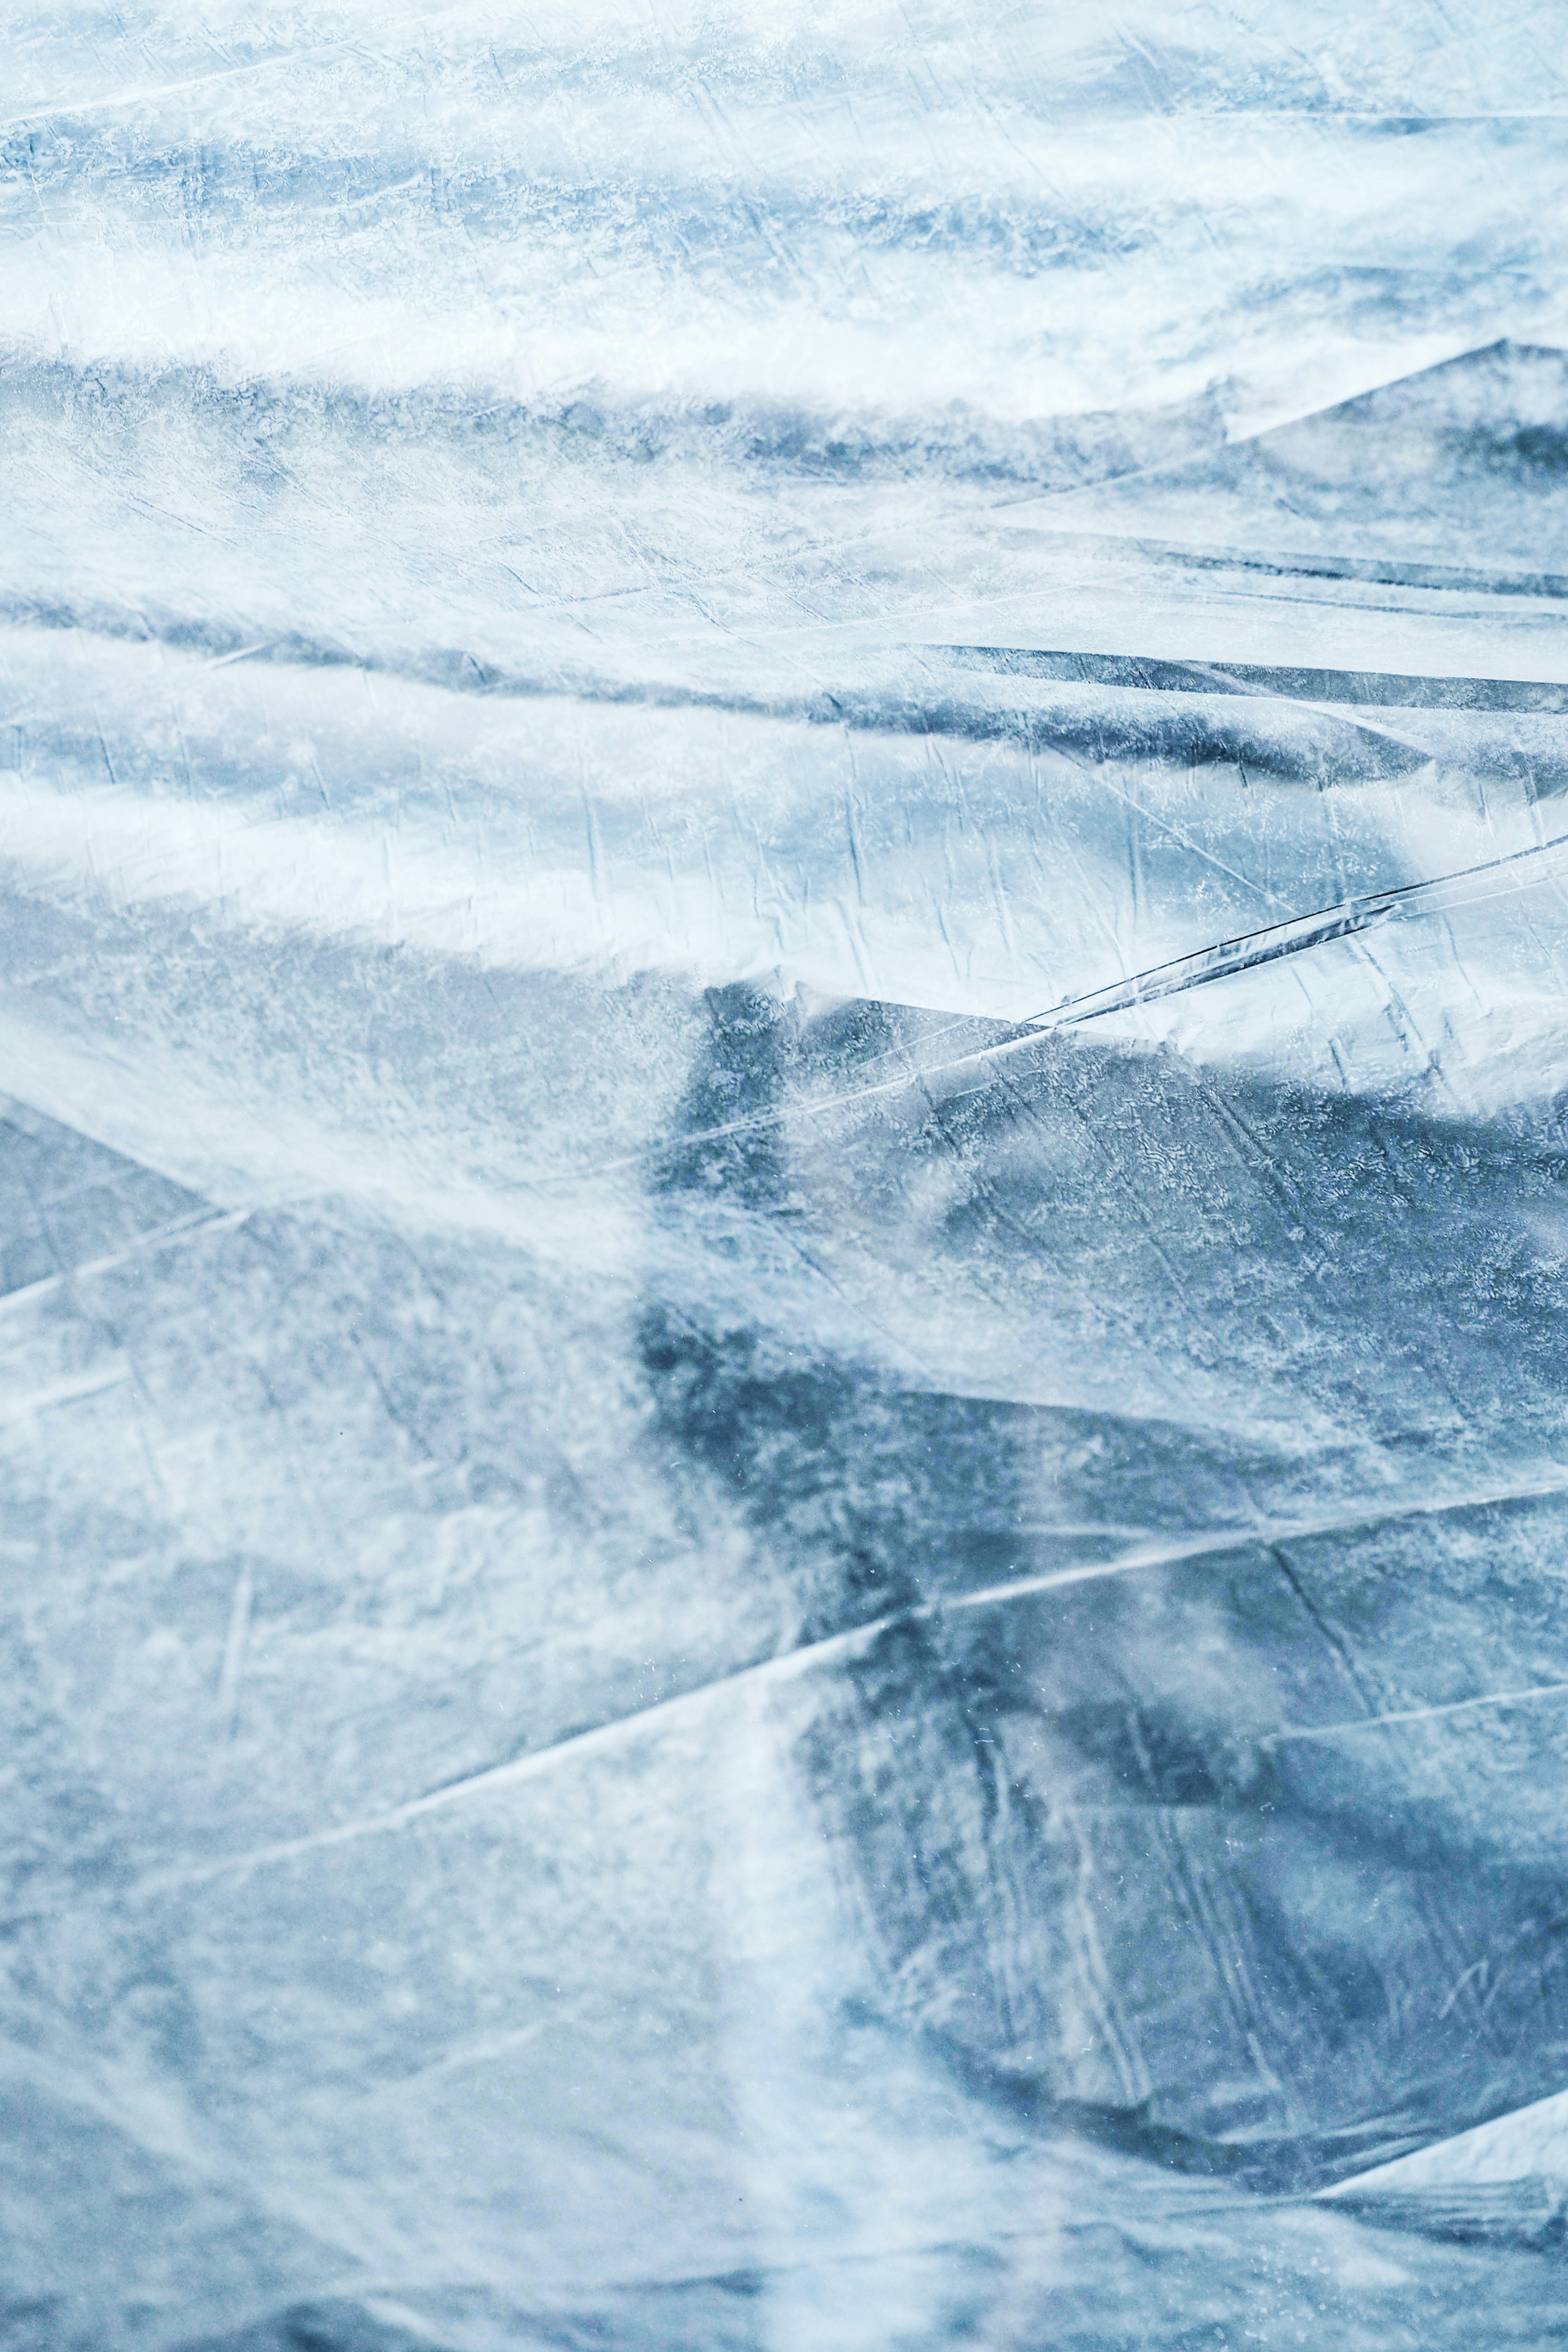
[7,5,1568,2350]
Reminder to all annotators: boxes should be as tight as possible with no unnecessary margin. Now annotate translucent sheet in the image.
[7,7,1568,2346]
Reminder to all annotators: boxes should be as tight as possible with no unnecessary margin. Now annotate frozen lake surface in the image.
[7,5,1568,2345]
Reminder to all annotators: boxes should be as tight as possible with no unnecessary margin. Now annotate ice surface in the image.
[7,5,1568,2348]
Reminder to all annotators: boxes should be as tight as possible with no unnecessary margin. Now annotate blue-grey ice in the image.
[6,5,1568,2347]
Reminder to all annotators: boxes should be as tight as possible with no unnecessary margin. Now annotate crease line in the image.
[1265,1679,1568,1747]
[517,824,1568,1189]
[0,1208,248,1322]
[73,1463,1568,1907]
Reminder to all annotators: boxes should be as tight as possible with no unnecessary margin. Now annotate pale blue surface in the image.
[6,7,1568,2347]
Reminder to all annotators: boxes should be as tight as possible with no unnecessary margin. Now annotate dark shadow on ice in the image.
[638,974,1568,2210]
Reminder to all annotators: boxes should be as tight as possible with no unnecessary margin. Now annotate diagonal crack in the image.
[531,823,1568,1189]
[31,1461,1568,1915]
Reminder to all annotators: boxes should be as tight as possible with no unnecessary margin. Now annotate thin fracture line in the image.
[203,641,279,671]
[514,824,1568,1189]
[0,46,353,131]
[0,1207,248,1323]
[1020,825,1568,1026]
[78,1461,1568,1908]
[1265,1679,1568,1747]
